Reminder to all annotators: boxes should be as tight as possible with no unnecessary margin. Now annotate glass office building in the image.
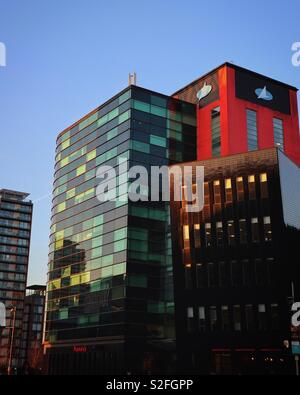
[44,86,196,374]
[0,189,33,373]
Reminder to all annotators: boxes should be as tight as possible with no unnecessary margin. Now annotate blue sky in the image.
[0,0,299,284]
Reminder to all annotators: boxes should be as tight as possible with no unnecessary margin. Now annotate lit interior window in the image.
[260,173,267,182]
[183,225,190,240]
[225,179,232,189]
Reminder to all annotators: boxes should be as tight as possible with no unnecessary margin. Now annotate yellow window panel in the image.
[76,164,86,176]
[70,275,80,286]
[61,267,71,277]
[61,139,70,150]
[86,150,96,161]
[57,202,66,213]
[60,157,69,167]
[80,273,90,284]
[66,188,76,199]
[75,192,85,204]
[183,225,190,241]
[55,230,64,241]
[55,239,64,250]
[260,173,267,182]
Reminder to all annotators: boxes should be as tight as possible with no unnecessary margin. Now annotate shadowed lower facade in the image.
[170,148,300,374]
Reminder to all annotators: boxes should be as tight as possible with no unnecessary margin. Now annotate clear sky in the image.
[0,0,299,285]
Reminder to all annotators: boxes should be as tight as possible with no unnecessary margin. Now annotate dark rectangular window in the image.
[187,307,194,333]
[247,109,258,151]
[196,263,207,288]
[213,180,221,204]
[210,306,218,331]
[248,175,256,200]
[225,178,233,203]
[219,261,230,287]
[205,223,212,247]
[260,173,268,199]
[258,304,267,331]
[239,219,247,244]
[273,118,284,150]
[251,217,259,243]
[198,306,206,332]
[245,304,255,331]
[208,262,218,287]
[243,259,254,286]
[233,305,242,331]
[212,106,221,157]
[268,258,278,285]
[231,260,243,286]
[263,216,272,242]
[216,222,224,247]
[227,220,235,246]
[204,182,210,205]
[194,224,201,248]
[236,177,244,201]
[185,267,192,289]
[255,259,267,286]
[270,304,280,330]
[221,305,230,331]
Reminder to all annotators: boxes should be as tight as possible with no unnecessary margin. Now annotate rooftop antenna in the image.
[128,72,137,86]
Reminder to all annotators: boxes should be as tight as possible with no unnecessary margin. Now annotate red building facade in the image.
[173,63,300,165]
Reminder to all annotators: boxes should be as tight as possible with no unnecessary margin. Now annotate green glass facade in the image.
[45,86,196,374]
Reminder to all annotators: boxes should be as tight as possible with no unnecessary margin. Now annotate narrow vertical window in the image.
[196,263,207,288]
[219,261,230,287]
[258,304,267,331]
[227,220,235,246]
[183,225,190,248]
[212,106,221,157]
[210,306,218,331]
[247,109,258,151]
[216,222,224,246]
[260,173,268,199]
[273,118,284,150]
[213,180,221,204]
[236,176,244,201]
[245,304,255,331]
[251,217,259,243]
[205,223,212,247]
[185,266,192,289]
[255,258,267,286]
[198,306,206,332]
[204,182,210,205]
[187,307,194,333]
[270,304,280,330]
[208,262,218,287]
[231,260,243,286]
[248,175,256,200]
[233,305,242,331]
[225,178,233,203]
[263,216,272,242]
[239,219,247,244]
[194,224,201,248]
[221,305,230,331]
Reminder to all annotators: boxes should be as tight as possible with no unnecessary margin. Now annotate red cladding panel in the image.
[196,65,300,165]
